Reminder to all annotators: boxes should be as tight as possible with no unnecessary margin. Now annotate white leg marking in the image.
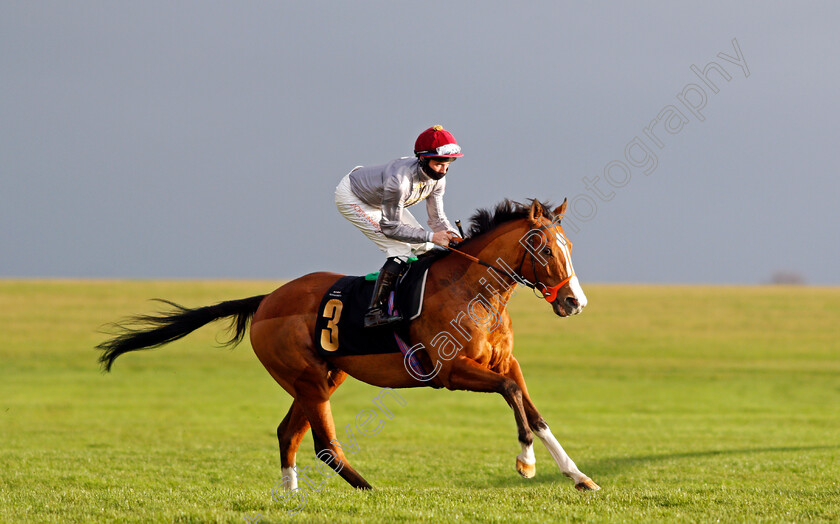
[516,441,537,478]
[517,442,536,466]
[281,464,297,491]
[535,426,589,484]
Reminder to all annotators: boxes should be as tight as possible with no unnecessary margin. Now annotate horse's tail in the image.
[97,294,267,372]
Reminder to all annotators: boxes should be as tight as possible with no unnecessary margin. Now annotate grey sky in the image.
[2,1,838,284]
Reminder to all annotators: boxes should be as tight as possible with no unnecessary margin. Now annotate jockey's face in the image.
[426,157,454,176]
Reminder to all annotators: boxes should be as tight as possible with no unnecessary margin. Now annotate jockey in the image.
[335,125,463,328]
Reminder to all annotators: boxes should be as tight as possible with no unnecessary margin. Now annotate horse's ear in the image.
[553,198,568,218]
[529,200,543,222]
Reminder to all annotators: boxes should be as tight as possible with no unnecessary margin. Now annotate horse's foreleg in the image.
[448,356,534,474]
[504,357,600,491]
[534,424,600,491]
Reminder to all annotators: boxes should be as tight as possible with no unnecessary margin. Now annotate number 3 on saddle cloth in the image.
[314,258,434,380]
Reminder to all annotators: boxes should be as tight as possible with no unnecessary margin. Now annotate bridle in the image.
[446,217,576,303]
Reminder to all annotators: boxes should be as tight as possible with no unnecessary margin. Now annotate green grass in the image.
[1,280,838,523]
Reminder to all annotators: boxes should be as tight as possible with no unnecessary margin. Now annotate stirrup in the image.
[363,307,403,328]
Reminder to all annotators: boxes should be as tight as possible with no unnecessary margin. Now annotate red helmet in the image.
[414,125,464,158]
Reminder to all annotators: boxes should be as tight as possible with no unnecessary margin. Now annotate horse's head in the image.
[457,198,588,317]
[523,199,587,317]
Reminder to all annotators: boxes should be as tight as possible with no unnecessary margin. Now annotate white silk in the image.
[335,174,436,260]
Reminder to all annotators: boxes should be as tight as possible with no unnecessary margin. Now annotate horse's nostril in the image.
[565,297,579,308]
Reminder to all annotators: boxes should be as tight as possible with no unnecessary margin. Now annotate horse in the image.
[97,198,601,493]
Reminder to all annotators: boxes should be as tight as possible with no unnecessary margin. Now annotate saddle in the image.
[313,257,433,373]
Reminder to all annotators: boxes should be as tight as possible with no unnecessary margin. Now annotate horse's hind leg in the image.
[295,381,372,490]
[277,370,348,491]
[277,401,309,490]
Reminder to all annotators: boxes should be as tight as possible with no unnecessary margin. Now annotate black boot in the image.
[364,258,404,328]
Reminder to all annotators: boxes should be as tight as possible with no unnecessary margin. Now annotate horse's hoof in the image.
[516,458,536,478]
[574,478,601,491]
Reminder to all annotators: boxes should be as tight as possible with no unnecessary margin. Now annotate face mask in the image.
[420,159,448,180]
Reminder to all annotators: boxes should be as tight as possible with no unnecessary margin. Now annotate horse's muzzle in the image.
[552,295,585,317]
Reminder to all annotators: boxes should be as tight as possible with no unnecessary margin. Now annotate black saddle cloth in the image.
[314,257,432,358]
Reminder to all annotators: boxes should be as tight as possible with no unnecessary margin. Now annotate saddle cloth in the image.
[313,257,431,360]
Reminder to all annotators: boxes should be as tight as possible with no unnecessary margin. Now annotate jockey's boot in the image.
[364,258,404,328]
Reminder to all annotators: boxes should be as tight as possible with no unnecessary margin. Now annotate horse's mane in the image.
[417,199,555,262]
[465,199,555,241]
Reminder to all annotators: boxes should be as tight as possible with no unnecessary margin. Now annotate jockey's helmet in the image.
[414,125,464,158]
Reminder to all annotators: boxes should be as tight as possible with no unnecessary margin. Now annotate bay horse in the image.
[97,199,601,492]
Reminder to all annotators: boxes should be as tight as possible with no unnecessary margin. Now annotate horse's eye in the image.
[542,247,552,256]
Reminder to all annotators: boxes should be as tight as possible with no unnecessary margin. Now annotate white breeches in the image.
[335,172,435,261]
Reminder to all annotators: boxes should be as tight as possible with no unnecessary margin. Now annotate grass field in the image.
[1,280,838,523]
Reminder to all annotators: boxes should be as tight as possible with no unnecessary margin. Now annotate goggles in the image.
[433,143,461,156]
[418,143,462,157]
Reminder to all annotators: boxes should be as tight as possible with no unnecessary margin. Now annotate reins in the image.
[446,244,538,290]
[445,217,575,303]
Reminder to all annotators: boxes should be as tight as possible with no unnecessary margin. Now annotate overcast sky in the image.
[2,1,838,284]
